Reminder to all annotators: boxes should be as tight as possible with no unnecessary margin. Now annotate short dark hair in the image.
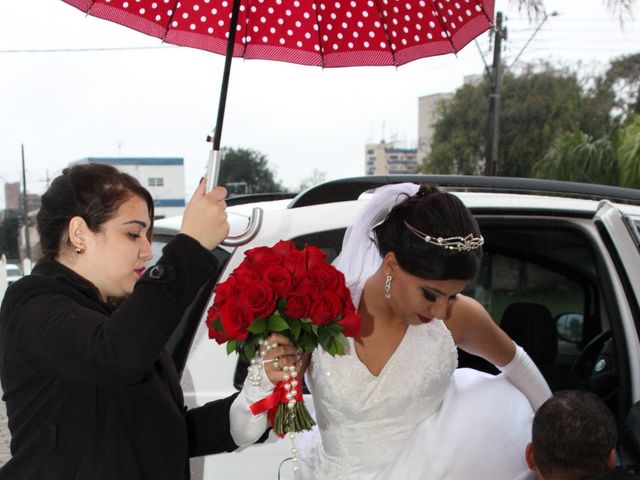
[532,390,617,479]
[37,163,154,259]
[374,184,483,281]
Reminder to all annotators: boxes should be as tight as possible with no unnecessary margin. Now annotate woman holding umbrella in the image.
[0,163,297,479]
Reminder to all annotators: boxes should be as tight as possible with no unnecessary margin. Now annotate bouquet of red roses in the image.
[206,240,360,435]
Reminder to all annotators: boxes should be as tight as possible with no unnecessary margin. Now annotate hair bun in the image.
[416,184,440,198]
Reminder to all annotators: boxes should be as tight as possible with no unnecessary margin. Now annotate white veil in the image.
[331,182,419,308]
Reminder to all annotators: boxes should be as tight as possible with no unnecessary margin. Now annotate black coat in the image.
[0,234,242,480]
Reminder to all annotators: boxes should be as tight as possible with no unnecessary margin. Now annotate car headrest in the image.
[500,302,558,365]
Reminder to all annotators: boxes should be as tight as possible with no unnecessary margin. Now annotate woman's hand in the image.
[180,179,230,251]
[260,333,305,385]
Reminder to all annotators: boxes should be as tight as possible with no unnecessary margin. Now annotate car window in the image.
[468,253,586,357]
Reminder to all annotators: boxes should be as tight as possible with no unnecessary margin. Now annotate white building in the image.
[73,157,186,219]
[417,92,453,166]
[365,141,418,175]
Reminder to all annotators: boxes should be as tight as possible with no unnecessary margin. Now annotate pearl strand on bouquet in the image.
[283,364,300,473]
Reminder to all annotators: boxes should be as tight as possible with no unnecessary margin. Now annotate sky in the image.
[1,0,639,208]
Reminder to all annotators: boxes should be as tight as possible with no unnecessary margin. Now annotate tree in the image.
[533,116,640,189]
[218,147,285,194]
[298,168,327,191]
[605,53,640,115]
[617,115,640,188]
[0,210,20,260]
[423,63,613,177]
[532,131,618,185]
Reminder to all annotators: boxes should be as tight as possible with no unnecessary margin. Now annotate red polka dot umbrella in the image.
[60,0,494,236]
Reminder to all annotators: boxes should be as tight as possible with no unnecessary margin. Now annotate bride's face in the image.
[389,266,469,325]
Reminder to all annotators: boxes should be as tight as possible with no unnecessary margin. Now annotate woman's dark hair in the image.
[374,184,483,281]
[37,163,155,259]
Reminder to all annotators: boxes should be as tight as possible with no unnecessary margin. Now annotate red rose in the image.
[271,240,296,256]
[338,307,361,337]
[206,306,234,344]
[284,293,312,319]
[215,275,240,305]
[233,262,263,286]
[219,302,253,340]
[245,246,281,269]
[305,245,328,271]
[310,291,342,326]
[312,263,343,291]
[240,280,277,320]
[263,264,293,297]
[296,270,321,297]
[282,249,308,284]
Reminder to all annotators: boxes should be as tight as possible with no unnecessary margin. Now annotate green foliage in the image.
[605,53,640,114]
[0,211,19,260]
[617,115,640,188]
[533,131,618,184]
[219,147,285,194]
[423,60,625,180]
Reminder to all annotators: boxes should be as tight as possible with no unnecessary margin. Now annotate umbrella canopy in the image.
[60,0,494,244]
[62,0,494,67]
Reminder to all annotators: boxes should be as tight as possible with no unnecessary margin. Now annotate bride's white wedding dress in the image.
[295,319,535,480]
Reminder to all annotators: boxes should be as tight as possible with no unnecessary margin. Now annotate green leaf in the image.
[277,298,287,312]
[267,313,290,332]
[243,342,255,362]
[226,339,238,355]
[300,319,313,333]
[289,318,302,341]
[212,319,223,331]
[247,317,268,334]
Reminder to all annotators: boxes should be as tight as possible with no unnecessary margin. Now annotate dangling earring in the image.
[75,246,84,255]
[384,273,392,299]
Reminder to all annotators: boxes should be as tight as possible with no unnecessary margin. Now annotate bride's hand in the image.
[260,333,305,385]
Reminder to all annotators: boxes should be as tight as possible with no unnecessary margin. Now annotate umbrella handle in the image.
[205,149,264,247]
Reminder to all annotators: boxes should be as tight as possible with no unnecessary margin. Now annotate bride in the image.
[235,183,551,479]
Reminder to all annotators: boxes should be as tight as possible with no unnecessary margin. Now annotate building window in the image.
[148,177,164,187]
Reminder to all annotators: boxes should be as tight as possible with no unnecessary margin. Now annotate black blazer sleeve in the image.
[2,234,218,386]
[186,393,240,457]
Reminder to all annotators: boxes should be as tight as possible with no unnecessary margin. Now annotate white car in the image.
[5,264,22,286]
[152,175,640,479]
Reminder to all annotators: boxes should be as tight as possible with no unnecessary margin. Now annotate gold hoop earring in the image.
[384,274,392,299]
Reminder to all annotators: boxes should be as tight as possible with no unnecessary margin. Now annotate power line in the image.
[0,45,176,54]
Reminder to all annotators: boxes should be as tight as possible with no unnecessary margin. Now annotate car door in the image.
[594,201,640,404]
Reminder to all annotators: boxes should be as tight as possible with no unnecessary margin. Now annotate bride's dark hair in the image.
[373,184,483,281]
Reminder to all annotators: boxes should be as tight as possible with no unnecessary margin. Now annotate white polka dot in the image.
[190,23,196,30]
[357,20,363,27]
[362,11,369,17]
[155,14,161,21]
[123,1,129,7]
[368,31,375,38]
[182,12,189,19]
[201,15,206,21]
[414,34,419,41]
[352,31,359,38]
[139,7,145,14]
[262,36,268,42]
[305,32,311,39]
[295,20,302,27]
[364,41,370,47]
[270,27,276,33]
[348,41,354,48]
[314,44,320,51]
[260,16,267,23]
[171,20,178,26]
[287,29,294,35]
[380,41,386,48]
[193,4,199,10]
[253,26,259,32]
[280,38,286,44]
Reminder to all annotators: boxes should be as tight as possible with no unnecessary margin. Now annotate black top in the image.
[0,234,242,480]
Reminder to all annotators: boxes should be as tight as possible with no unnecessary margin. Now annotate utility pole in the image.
[485,12,507,177]
[21,144,31,260]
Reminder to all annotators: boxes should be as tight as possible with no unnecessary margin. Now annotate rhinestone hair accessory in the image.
[404,221,484,251]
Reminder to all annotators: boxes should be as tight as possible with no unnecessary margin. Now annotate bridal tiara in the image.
[404,221,484,252]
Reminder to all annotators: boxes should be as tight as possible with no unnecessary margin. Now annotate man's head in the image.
[526,390,617,480]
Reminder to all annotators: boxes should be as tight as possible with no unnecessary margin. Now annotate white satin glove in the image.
[499,344,552,411]
[229,363,275,447]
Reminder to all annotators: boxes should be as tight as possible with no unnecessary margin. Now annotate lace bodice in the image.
[302,320,458,479]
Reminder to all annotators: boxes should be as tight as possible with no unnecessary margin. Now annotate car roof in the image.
[152,177,640,238]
